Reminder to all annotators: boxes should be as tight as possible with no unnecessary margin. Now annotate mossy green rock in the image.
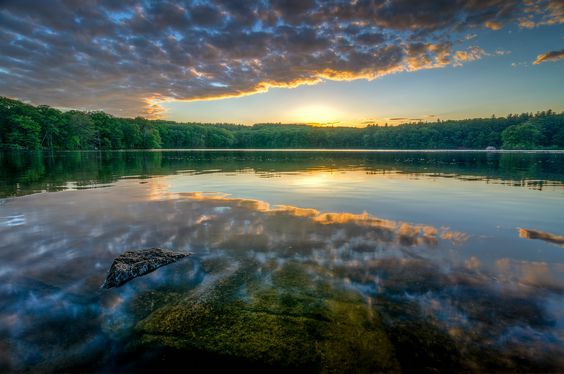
[133,261,399,372]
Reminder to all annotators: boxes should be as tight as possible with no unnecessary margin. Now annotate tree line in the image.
[1,97,563,150]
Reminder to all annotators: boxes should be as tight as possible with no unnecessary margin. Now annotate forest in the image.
[1,97,563,150]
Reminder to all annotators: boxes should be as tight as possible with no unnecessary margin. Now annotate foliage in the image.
[4,115,41,150]
[1,97,562,150]
[502,122,542,149]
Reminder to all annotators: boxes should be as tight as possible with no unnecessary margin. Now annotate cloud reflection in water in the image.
[0,180,562,371]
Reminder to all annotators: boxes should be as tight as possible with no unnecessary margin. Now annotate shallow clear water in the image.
[1,150,563,372]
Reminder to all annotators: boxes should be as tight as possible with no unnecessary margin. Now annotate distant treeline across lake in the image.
[1,97,563,150]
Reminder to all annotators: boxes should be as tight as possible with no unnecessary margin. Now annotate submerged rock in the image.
[132,260,400,372]
[102,248,190,289]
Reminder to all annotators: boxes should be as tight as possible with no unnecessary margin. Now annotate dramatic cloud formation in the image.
[0,0,561,117]
[533,49,564,64]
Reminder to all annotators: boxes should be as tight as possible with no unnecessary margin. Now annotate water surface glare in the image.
[0,150,563,372]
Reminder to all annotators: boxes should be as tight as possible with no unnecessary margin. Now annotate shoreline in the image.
[2,148,564,153]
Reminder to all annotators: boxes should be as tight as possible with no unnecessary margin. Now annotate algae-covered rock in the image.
[102,248,190,289]
[132,260,400,372]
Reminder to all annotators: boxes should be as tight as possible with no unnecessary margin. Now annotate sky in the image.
[0,0,563,126]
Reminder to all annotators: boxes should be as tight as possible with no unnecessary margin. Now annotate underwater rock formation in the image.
[102,248,190,289]
[131,259,400,372]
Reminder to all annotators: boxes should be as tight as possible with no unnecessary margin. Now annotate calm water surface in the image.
[1,150,563,372]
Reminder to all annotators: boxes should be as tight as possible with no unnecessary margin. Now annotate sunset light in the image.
[291,104,344,125]
[0,1,563,372]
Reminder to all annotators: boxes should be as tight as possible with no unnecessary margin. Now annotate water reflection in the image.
[2,150,563,197]
[0,181,562,371]
[519,228,564,247]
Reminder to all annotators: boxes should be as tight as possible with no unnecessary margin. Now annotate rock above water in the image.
[102,248,190,289]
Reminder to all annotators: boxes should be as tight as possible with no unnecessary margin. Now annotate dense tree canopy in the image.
[1,97,563,150]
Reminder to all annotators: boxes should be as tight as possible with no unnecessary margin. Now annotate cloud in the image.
[453,46,487,66]
[511,61,529,68]
[0,0,561,117]
[519,0,564,28]
[533,49,564,64]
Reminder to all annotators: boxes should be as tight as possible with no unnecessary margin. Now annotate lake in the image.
[1,150,563,372]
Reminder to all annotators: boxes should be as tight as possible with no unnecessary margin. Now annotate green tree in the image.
[65,112,96,150]
[0,97,562,150]
[6,115,41,149]
[121,121,142,148]
[37,105,65,149]
[501,122,542,149]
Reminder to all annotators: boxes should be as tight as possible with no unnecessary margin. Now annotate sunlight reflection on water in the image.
[0,151,563,371]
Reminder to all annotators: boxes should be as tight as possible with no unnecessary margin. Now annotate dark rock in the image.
[102,248,190,289]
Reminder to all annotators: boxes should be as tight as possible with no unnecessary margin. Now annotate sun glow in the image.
[291,104,343,125]
[292,174,334,189]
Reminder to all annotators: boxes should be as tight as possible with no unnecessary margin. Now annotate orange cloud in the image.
[520,0,564,28]
[2,0,560,119]
[453,46,487,67]
[142,78,323,118]
[142,43,465,118]
[533,49,564,65]
[485,21,503,30]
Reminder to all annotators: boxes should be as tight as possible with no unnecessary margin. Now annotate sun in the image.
[291,104,343,124]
